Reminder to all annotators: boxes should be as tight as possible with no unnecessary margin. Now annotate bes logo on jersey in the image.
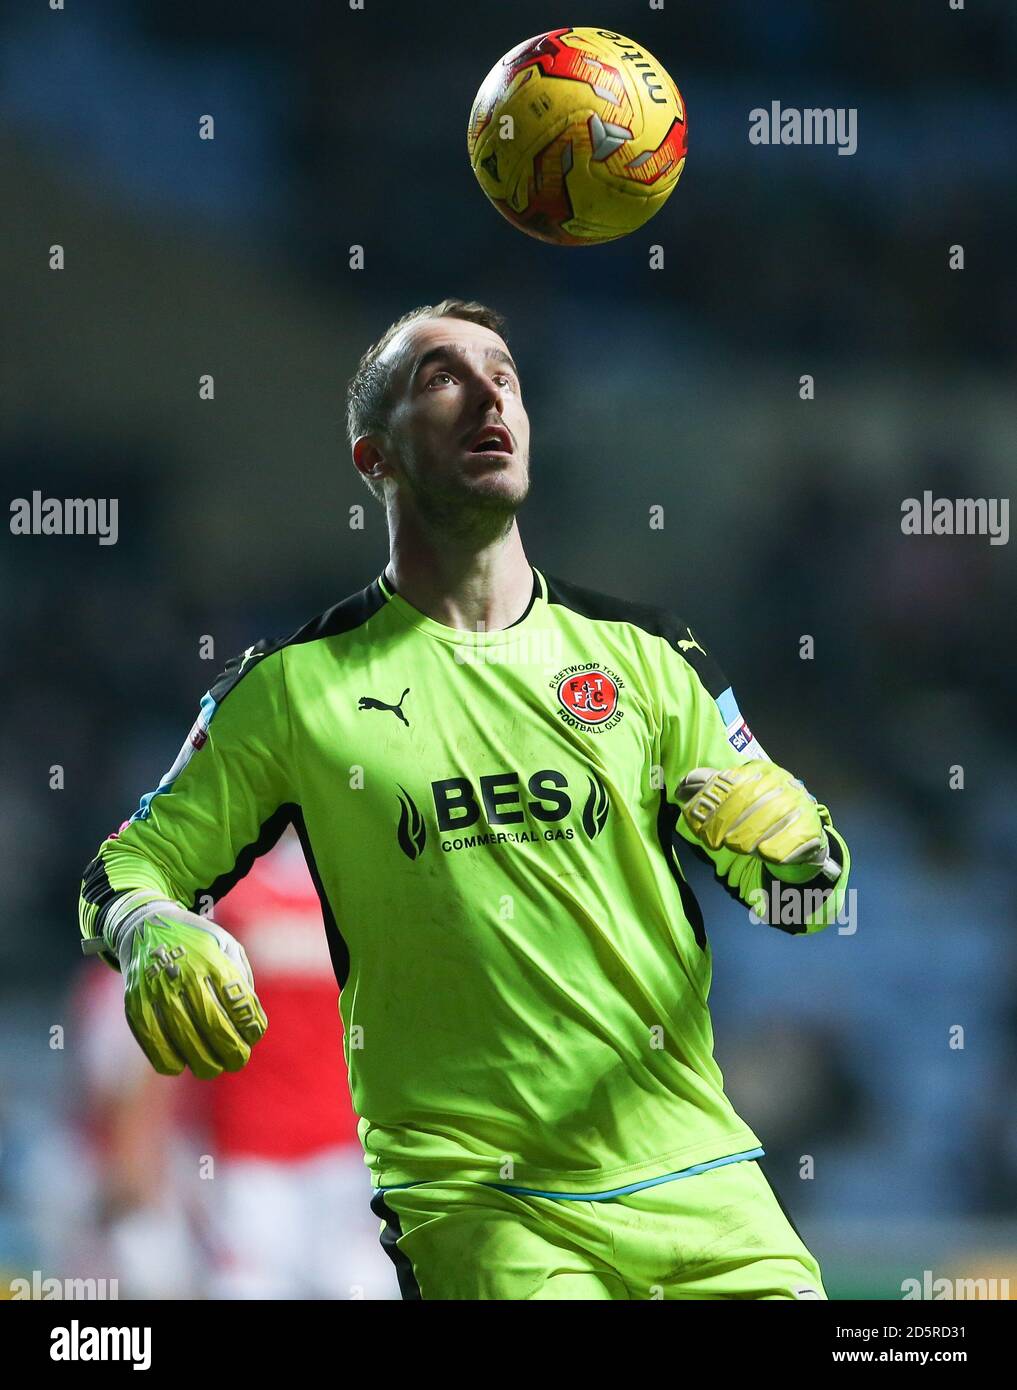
[393,768,610,859]
[552,664,624,732]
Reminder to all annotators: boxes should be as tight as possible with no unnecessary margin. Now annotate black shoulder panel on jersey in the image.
[207,577,390,705]
[283,575,391,649]
[542,571,729,698]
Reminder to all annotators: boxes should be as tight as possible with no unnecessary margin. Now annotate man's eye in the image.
[493,374,515,389]
[427,371,454,387]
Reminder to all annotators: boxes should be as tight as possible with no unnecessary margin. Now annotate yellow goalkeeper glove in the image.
[677,760,839,881]
[92,895,268,1079]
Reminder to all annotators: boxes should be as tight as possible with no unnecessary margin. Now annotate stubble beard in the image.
[402,449,530,545]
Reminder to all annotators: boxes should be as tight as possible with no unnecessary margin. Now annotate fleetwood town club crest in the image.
[551,663,625,733]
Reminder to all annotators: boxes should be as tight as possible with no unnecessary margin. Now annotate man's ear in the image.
[352,434,391,489]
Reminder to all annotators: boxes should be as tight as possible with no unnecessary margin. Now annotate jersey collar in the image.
[378,565,546,646]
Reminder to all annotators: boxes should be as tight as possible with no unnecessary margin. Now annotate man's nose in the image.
[470,367,503,409]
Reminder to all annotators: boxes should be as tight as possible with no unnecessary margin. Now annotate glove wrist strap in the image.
[103,894,182,972]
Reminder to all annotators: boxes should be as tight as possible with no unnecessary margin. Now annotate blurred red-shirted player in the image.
[199,824,396,1298]
[73,825,397,1299]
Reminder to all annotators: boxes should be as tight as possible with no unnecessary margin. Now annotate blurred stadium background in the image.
[2,1,1016,1299]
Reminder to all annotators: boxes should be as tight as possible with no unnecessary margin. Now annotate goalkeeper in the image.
[79,297,850,1300]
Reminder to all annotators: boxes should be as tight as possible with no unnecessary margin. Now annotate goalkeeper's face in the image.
[373,318,531,526]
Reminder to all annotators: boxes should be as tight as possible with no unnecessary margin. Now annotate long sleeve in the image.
[78,640,296,968]
[655,622,851,935]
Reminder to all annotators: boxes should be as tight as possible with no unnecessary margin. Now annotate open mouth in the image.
[467,426,513,455]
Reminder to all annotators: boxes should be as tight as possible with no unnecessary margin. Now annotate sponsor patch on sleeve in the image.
[716,687,768,761]
[129,692,217,822]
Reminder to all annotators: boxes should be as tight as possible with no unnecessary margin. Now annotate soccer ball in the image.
[467,27,687,246]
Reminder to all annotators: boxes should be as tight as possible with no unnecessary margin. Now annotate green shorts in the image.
[370,1159,827,1300]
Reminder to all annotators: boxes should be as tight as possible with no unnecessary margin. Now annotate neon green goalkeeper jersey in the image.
[79,566,850,1194]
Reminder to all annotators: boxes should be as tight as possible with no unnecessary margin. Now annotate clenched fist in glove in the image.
[91,894,268,1079]
[677,760,840,882]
